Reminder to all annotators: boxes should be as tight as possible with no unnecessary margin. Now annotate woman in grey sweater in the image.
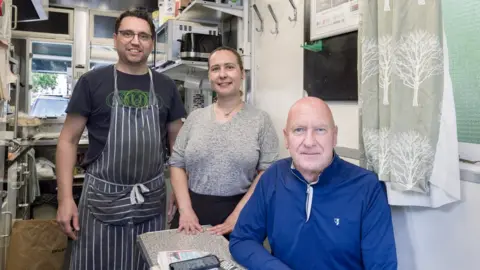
[168,46,279,238]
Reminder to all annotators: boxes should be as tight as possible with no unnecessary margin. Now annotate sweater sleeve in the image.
[257,112,279,171]
[361,179,398,270]
[168,110,196,168]
[229,169,292,270]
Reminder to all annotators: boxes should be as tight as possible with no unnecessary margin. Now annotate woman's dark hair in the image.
[115,9,156,38]
[208,46,244,71]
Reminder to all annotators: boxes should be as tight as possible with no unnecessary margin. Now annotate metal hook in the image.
[252,4,264,32]
[267,4,278,35]
[288,0,297,22]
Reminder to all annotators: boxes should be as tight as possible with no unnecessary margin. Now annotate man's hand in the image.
[56,198,80,240]
[207,212,239,236]
[167,191,177,223]
[56,113,86,240]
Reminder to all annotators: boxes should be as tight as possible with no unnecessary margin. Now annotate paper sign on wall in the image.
[310,0,359,41]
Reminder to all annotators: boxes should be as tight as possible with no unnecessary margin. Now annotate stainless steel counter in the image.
[137,227,244,270]
[19,139,89,147]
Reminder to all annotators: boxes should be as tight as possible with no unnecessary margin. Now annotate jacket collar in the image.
[289,152,341,187]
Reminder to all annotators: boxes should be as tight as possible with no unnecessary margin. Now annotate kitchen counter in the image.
[137,227,244,270]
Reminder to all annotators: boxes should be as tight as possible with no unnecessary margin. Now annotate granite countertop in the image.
[137,226,245,270]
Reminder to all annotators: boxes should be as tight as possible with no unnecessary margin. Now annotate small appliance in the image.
[179,33,222,61]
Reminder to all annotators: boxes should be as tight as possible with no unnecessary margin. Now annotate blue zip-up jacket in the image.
[229,155,397,270]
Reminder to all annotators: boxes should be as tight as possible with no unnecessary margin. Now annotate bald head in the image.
[283,97,338,182]
[286,97,335,130]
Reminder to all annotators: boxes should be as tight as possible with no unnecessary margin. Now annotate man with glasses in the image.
[56,9,186,270]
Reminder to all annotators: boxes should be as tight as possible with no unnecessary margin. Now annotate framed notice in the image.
[310,0,359,41]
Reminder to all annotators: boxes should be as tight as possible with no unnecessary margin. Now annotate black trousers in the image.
[170,190,244,240]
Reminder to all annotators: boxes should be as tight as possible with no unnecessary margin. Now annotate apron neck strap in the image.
[146,68,158,106]
[113,64,158,107]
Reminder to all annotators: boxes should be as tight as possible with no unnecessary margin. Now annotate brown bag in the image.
[6,219,68,270]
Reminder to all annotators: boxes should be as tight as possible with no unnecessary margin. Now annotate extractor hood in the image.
[12,0,48,22]
[49,0,158,12]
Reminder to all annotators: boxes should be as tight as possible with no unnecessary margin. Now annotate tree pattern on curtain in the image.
[358,0,444,193]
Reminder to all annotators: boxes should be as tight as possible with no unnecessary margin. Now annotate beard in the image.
[119,51,149,66]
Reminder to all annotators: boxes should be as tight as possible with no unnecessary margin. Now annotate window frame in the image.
[89,9,123,46]
[12,7,74,40]
[26,38,74,112]
[459,143,480,163]
[442,0,480,164]
[30,40,73,74]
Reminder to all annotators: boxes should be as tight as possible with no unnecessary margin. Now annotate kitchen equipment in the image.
[156,20,219,62]
[6,115,74,139]
[192,93,205,110]
[179,33,222,61]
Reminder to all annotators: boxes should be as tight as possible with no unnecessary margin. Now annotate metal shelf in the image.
[154,60,208,81]
[176,0,243,23]
[153,1,246,79]
[39,174,85,182]
[19,139,89,147]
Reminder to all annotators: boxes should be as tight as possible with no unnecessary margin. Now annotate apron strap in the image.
[130,183,150,205]
[147,68,159,107]
[113,64,121,106]
[112,65,159,107]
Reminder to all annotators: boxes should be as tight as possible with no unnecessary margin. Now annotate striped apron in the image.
[69,66,166,270]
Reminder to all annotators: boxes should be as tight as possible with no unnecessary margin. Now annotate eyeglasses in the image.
[118,30,152,42]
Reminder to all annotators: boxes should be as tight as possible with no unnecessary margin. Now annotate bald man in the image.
[229,97,397,270]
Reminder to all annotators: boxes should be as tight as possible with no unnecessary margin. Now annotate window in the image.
[31,42,72,74]
[30,97,69,117]
[32,58,72,73]
[12,7,74,40]
[29,41,73,109]
[93,15,117,39]
[32,42,72,57]
[89,10,122,45]
[443,0,480,161]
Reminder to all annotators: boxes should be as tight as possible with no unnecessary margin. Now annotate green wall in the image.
[443,0,480,144]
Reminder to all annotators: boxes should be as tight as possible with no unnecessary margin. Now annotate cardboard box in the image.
[6,220,68,270]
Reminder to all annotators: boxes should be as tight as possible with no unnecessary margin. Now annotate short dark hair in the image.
[208,46,244,71]
[115,9,155,38]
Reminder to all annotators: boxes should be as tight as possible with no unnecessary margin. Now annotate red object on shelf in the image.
[0,0,4,16]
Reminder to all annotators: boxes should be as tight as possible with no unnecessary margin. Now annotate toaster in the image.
[179,33,223,62]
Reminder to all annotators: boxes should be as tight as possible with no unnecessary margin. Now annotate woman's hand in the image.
[178,207,203,235]
[208,212,238,236]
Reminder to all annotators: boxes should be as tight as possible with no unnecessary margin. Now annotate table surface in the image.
[137,227,244,270]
